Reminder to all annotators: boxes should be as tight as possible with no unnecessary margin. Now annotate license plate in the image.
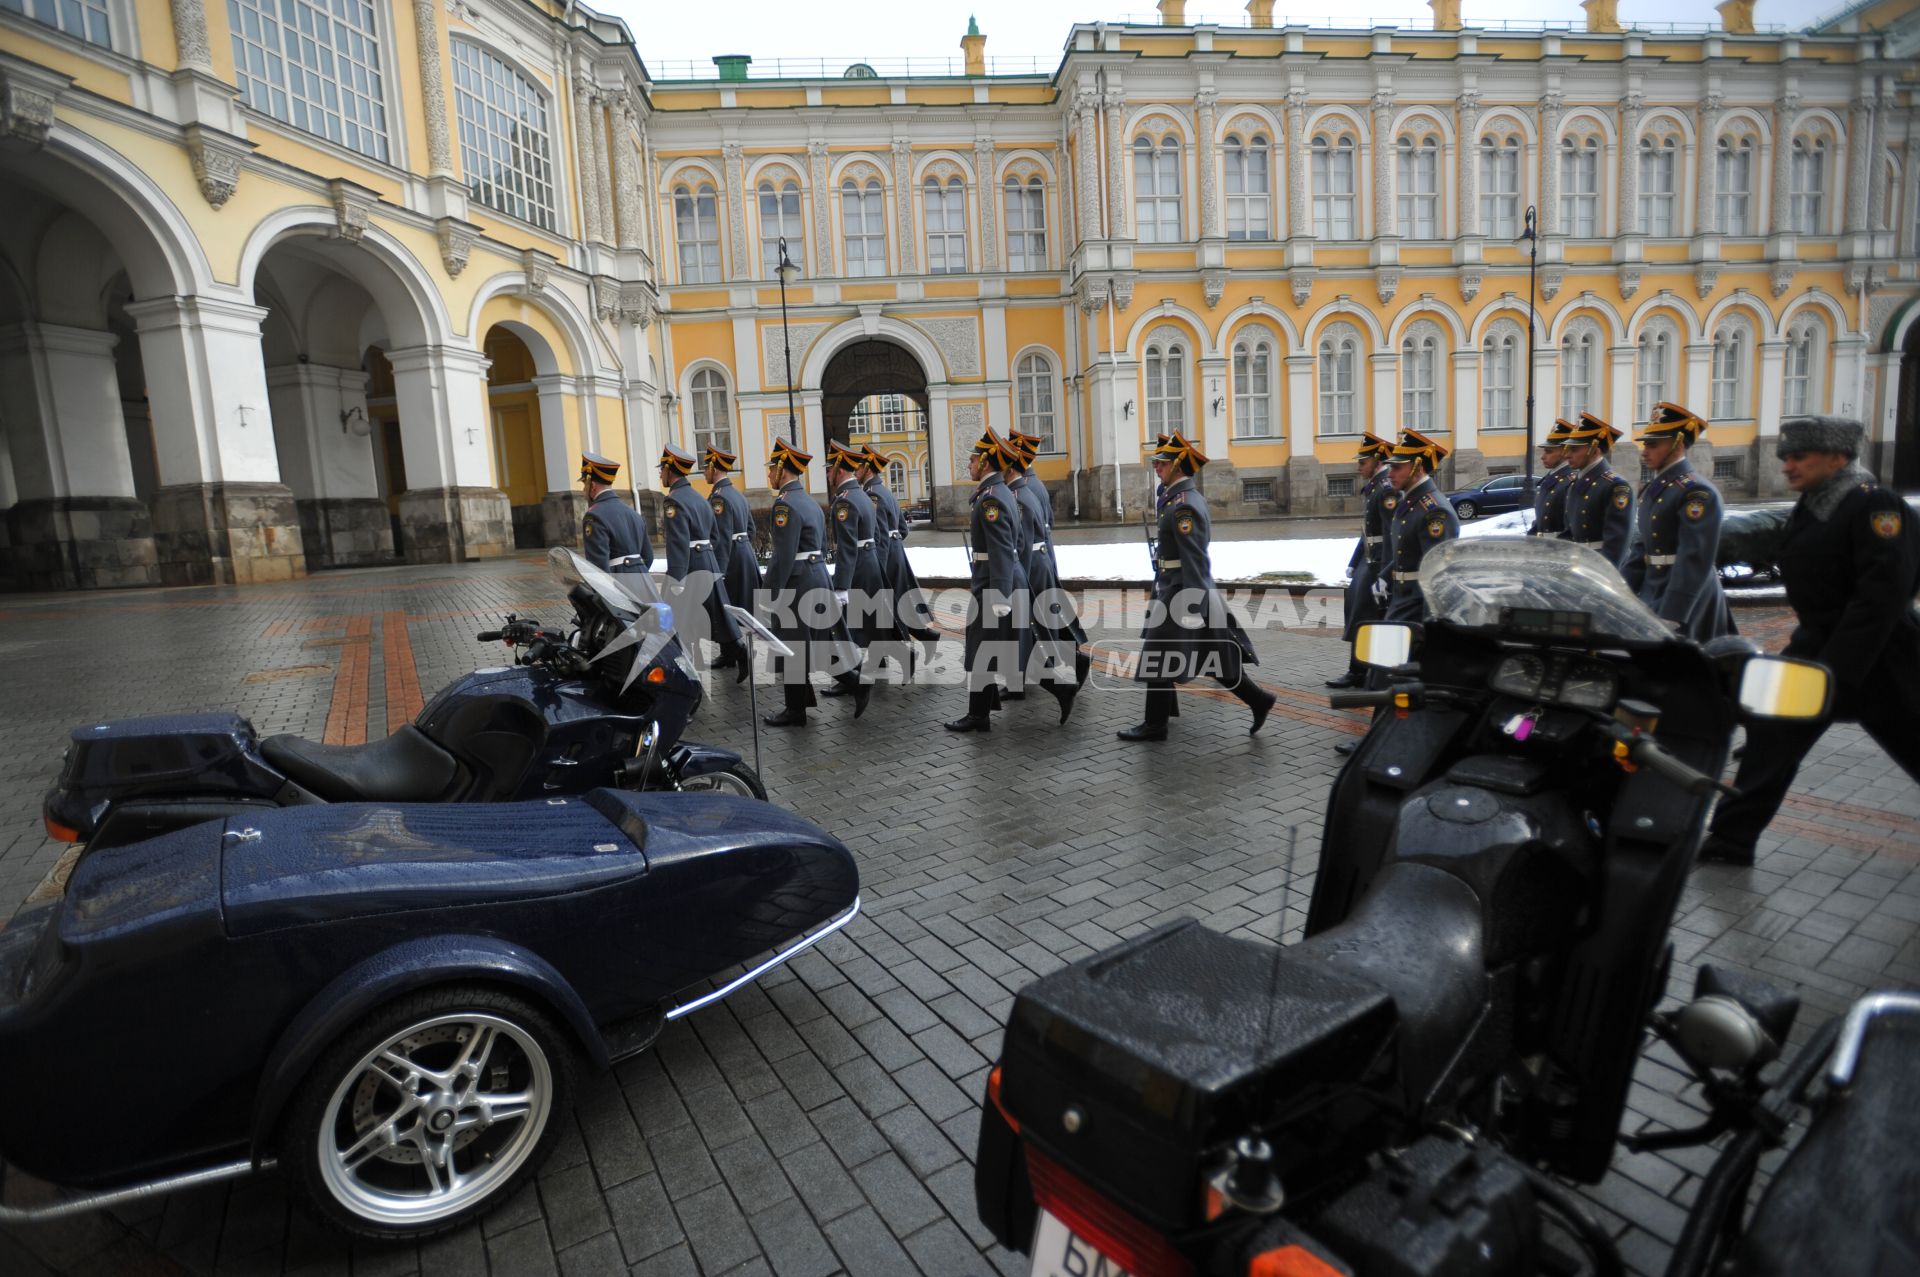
[1030,1209,1134,1277]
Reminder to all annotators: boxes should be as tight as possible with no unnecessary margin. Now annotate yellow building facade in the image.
[1,0,1916,590]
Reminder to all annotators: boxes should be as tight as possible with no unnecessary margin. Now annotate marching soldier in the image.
[760,440,869,727]
[1533,420,1576,537]
[1380,429,1460,624]
[947,429,1054,731]
[658,445,745,674]
[1560,413,1635,566]
[1328,432,1396,689]
[702,445,760,673]
[1008,430,1054,532]
[823,441,899,688]
[1700,416,1920,865]
[1119,432,1275,742]
[1007,433,1091,694]
[859,445,939,655]
[1620,402,1734,640]
[580,450,651,574]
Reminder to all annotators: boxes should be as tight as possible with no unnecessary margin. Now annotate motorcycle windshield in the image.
[547,546,676,675]
[1420,538,1673,645]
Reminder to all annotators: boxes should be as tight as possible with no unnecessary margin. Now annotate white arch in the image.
[1215,301,1302,351]
[1304,105,1368,141]
[828,152,890,187]
[1468,302,1544,347]
[1548,296,1628,347]
[660,158,723,192]
[1385,298,1469,349]
[1475,108,1538,148]
[1625,291,1706,344]
[744,155,807,188]
[463,270,603,375]
[1786,107,1846,145]
[1123,104,1194,145]
[1777,288,1849,336]
[911,149,976,185]
[1555,109,1617,148]
[797,314,950,388]
[1216,106,1283,146]
[993,148,1059,185]
[1388,105,1456,147]
[236,208,452,347]
[1634,108,1696,147]
[31,122,214,297]
[1302,298,1388,351]
[1714,107,1774,147]
[447,33,557,114]
[1703,290,1779,342]
[1122,302,1216,359]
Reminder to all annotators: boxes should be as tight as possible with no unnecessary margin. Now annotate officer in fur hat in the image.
[1699,416,1920,865]
[702,445,760,670]
[1620,402,1734,639]
[1380,429,1459,624]
[1560,413,1635,566]
[760,440,869,726]
[1328,432,1396,689]
[658,445,745,677]
[580,451,651,574]
[1119,432,1275,741]
[1533,420,1577,537]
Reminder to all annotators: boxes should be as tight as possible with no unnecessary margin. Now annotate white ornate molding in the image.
[808,138,833,267]
[919,316,980,377]
[520,247,555,293]
[1075,274,1109,312]
[950,402,986,471]
[973,137,999,273]
[594,276,656,327]
[1694,262,1719,300]
[0,61,64,148]
[186,124,250,209]
[412,0,454,178]
[329,178,377,242]
[1375,267,1400,306]
[1289,269,1313,309]
[1617,264,1643,300]
[170,0,214,72]
[1769,261,1796,298]
[1203,270,1226,309]
[1110,275,1135,310]
[1459,269,1483,304]
[762,321,831,386]
[437,217,478,277]
[1541,267,1565,302]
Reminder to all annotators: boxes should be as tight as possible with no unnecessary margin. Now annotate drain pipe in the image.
[1095,66,1123,521]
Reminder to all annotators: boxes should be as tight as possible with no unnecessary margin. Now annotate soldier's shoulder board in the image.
[1166,491,1189,508]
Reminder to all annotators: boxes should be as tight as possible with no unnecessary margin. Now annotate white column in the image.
[1371,350,1398,438]
[0,323,137,498]
[1845,94,1873,234]
[1074,89,1102,243]
[808,139,833,269]
[1697,94,1722,235]
[1541,95,1564,236]
[1619,94,1644,238]
[1682,340,1713,414]
[589,93,616,247]
[974,137,999,271]
[1104,89,1128,239]
[1285,353,1314,445]
[1530,345,1557,444]
[531,373,576,492]
[412,0,454,179]
[1371,92,1394,240]
[1286,89,1310,241]
[573,76,605,244]
[1198,354,1229,458]
[1451,350,1479,451]
[265,364,380,500]
[1770,93,1798,237]
[387,344,497,489]
[926,384,956,490]
[1457,91,1482,243]
[723,140,750,277]
[126,295,282,486]
[1832,335,1867,418]
[613,105,643,251]
[890,138,916,273]
[1607,345,1634,430]
[1196,88,1221,239]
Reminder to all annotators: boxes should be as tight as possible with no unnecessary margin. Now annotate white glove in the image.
[1177,615,1204,630]
[992,604,1012,619]
[1371,578,1390,605]
[834,591,849,607]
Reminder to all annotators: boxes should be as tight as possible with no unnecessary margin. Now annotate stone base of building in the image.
[151,483,306,586]
[510,504,544,550]
[5,497,161,590]
[397,487,514,563]
[1748,440,1791,498]
[1446,448,1489,492]
[297,497,395,569]
[541,491,587,547]
[1286,456,1325,517]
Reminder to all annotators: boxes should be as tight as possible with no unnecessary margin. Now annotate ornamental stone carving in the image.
[891,138,916,273]
[1541,267,1565,302]
[1075,275,1110,312]
[808,138,833,267]
[412,0,454,178]
[918,316,980,377]
[1104,89,1129,239]
[1203,269,1226,309]
[722,140,749,277]
[0,66,60,147]
[1694,263,1719,300]
[186,124,248,208]
[1375,267,1400,306]
[329,179,377,242]
[1289,269,1313,309]
[520,248,555,293]
[171,0,214,72]
[762,322,831,386]
[437,217,478,277]
[1459,269,1483,303]
[950,403,986,471]
[1110,275,1134,310]
[974,138,999,272]
[1769,261,1796,298]
[1617,264,1642,299]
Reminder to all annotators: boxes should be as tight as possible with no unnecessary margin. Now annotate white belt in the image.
[796,551,821,561]
[609,554,647,567]
[1158,558,1181,569]
[856,537,875,548]
[731,531,750,541]
[1571,537,1603,546]
[971,551,990,562]
[1364,535,1383,546]
[887,530,905,539]
[1648,553,1677,567]
[689,538,712,549]
[1031,541,1048,552]
[1392,568,1428,583]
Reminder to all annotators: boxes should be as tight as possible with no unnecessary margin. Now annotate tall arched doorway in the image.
[484,327,548,548]
[821,339,932,514]
[1896,319,1920,491]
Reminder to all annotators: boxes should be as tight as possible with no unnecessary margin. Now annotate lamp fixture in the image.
[1121,400,1135,419]
[340,405,371,437]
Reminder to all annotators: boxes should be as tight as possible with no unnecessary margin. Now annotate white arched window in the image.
[1711,319,1752,421]
[1479,131,1522,238]
[1016,353,1058,452]
[1791,137,1827,233]
[1312,135,1356,238]
[1783,315,1825,417]
[1224,133,1271,240]
[230,0,389,160]
[1134,135,1183,243]
[1401,325,1441,434]
[1559,323,1599,420]
[758,179,803,277]
[924,175,967,274]
[1716,136,1753,235]
[1396,135,1440,239]
[689,368,734,455]
[1318,323,1362,435]
[1232,327,1277,439]
[451,44,555,230]
[1636,322,1675,424]
[887,458,907,495]
[1560,136,1601,236]
[673,182,721,283]
[1482,322,1521,431]
[842,177,887,276]
[1005,176,1047,270]
[1144,330,1188,436]
[1639,136,1678,235]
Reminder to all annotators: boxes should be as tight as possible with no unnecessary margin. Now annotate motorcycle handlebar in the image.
[1329,689,1396,709]
[1628,736,1730,798]
[476,629,504,642]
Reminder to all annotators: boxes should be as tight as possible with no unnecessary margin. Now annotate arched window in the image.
[1232,328,1276,439]
[673,182,721,283]
[689,367,734,455]
[1401,327,1440,434]
[842,177,887,277]
[1224,133,1271,240]
[1711,320,1752,421]
[1144,332,1188,436]
[1559,324,1598,420]
[1790,137,1826,233]
[230,0,389,160]
[921,455,933,497]
[1396,136,1440,239]
[1716,136,1753,235]
[1479,132,1522,238]
[451,43,555,230]
[1133,135,1183,243]
[1638,136,1678,235]
[924,175,967,274]
[1016,353,1058,452]
[1560,136,1601,237]
[758,179,803,277]
[1482,324,1521,431]
[1005,176,1047,270]
[887,458,907,495]
[1783,315,1825,417]
[1636,322,1675,424]
[1318,323,1362,435]
[1312,135,1356,238]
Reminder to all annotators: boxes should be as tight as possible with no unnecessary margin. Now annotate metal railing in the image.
[648,55,1055,82]
[1107,13,1790,32]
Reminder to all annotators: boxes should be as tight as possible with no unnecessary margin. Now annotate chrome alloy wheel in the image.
[315,1012,552,1226]
[674,764,766,799]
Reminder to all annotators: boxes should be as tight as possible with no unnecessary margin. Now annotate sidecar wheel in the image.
[675,763,768,800]
[285,986,574,1241]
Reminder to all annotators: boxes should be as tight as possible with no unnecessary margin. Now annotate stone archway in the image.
[821,338,934,512]
[1897,320,1920,491]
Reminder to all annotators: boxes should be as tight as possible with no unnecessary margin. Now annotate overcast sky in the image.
[595,1,1840,72]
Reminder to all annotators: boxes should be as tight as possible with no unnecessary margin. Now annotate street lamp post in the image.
[776,238,801,446]
[1520,204,1539,512]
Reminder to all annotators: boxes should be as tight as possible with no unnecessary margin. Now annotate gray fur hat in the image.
[1776,415,1863,459]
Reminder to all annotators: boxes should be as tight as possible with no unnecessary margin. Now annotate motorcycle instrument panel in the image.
[1488,651,1619,710]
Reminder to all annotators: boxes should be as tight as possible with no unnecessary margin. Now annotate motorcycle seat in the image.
[261,726,462,804]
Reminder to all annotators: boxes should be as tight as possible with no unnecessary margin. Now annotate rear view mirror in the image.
[1737,656,1832,721]
[1353,623,1414,670]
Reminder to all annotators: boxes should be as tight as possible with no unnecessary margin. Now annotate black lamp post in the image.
[776,237,800,445]
[1520,204,1539,512]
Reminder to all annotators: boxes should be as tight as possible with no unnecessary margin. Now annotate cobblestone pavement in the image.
[1,555,1915,1277]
